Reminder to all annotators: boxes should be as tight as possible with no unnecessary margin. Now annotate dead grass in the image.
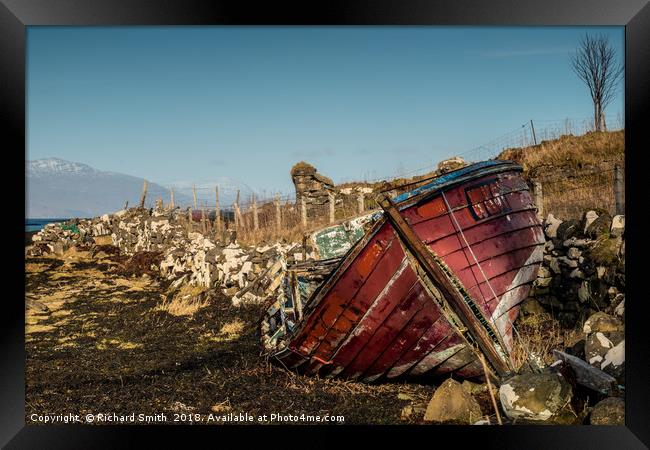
[156,284,210,317]
[498,130,624,220]
[498,130,623,173]
[510,313,584,373]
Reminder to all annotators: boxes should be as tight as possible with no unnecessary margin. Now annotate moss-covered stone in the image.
[585,238,621,266]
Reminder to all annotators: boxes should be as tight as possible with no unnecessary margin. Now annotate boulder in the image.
[437,156,467,174]
[583,312,624,334]
[423,378,483,424]
[568,268,584,279]
[556,220,581,241]
[586,237,622,266]
[577,280,608,309]
[610,215,625,238]
[566,247,581,260]
[589,397,625,425]
[563,237,591,249]
[499,371,573,423]
[582,210,599,234]
[583,312,625,379]
[613,298,625,319]
[401,404,427,421]
[520,298,546,316]
[585,332,624,366]
[557,256,578,268]
[544,214,563,239]
[586,213,612,239]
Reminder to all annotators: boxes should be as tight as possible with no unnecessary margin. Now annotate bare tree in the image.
[570,34,623,132]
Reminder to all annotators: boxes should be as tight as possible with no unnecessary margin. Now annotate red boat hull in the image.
[271,161,544,381]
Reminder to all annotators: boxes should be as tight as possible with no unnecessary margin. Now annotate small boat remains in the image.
[261,160,545,382]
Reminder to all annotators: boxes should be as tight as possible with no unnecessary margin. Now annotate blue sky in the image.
[27,26,624,197]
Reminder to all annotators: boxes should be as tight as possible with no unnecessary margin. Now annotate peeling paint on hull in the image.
[267,160,544,381]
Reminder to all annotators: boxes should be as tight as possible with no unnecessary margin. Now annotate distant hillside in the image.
[26,158,192,218]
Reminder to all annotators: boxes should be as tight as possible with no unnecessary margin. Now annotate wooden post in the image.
[192,184,198,210]
[274,193,281,232]
[123,200,129,210]
[215,186,221,237]
[252,194,259,231]
[533,181,543,219]
[186,207,192,235]
[139,180,148,208]
[614,164,624,215]
[329,191,336,223]
[301,196,307,229]
[530,119,537,145]
[233,190,241,231]
[170,188,175,209]
[201,202,207,234]
[357,191,365,214]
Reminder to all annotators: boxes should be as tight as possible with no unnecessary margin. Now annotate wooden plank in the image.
[378,193,512,377]
[552,350,619,395]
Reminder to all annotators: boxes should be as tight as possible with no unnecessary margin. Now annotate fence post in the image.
[201,202,208,234]
[533,181,543,219]
[192,184,198,210]
[139,180,148,208]
[329,191,336,223]
[357,191,365,214]
[253,194,259,231]
[233,190,240,231]
[614,164,624,215]
[274,193,281,232]
[301,196,307,228]
[530,119,537,145]
[170,187,175,210]
[215,186,221,237]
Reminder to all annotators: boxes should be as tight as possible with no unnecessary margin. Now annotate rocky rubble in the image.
[27,204,627,426]
[525,210,625,328]
[27,206,314,306]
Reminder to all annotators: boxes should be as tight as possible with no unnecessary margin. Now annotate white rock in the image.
[544,214,563,238]
[583,211,599,233]
[610,215,625,237]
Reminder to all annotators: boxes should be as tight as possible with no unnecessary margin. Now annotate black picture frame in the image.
[3,1,648,448]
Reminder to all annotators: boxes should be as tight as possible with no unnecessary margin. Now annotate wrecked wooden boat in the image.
[261,160,545,381]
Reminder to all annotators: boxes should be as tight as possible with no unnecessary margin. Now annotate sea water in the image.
[25,218,69,232]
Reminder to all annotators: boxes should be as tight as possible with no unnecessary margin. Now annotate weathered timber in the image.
[139,180,148,208]
[552,350,618,396]
[378,194,512,378]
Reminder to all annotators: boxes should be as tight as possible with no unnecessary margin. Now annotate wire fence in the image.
[143,115,624,242]
[531,161,625,220]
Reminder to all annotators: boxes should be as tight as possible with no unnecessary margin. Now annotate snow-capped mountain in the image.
[26,158,192,218]
[28,158,100,177]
